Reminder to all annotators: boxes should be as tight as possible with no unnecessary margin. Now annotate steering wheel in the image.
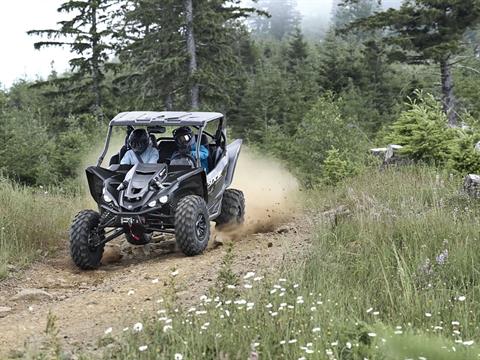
[170,152,196,167]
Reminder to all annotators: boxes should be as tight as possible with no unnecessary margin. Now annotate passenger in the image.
[120,129,159,165]
[171,126,209,172]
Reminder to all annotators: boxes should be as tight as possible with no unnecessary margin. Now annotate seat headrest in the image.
[200,134,209,146]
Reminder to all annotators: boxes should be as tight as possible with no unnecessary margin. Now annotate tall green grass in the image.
[103,166,480,359]
[0,178,85,278]
[0,133,132,279]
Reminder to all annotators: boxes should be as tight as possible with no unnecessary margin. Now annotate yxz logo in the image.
[207,173,222,187]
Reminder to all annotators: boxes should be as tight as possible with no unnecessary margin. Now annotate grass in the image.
[0,177,86,278]
[101,166,480,359]
[0,134,118,279]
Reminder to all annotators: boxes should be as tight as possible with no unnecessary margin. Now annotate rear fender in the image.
[225,139,242,188]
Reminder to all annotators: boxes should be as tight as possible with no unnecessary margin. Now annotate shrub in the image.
[322,148,350,185]
[449,131,480,175]
[385,91,456,166]
[259,93,369,187]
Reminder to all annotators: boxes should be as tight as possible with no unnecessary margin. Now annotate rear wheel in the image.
[215,189,245,229]
[175,195,210,256]
[69,210,105,270]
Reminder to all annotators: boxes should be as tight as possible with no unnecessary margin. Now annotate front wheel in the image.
[69,210,105,270]
[175,195,210,256]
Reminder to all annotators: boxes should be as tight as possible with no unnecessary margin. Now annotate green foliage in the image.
[106,167,480,360]
[386,92,456,165]
[449,130,480,175]
[341,0,480,125]
[116,0,257,111]
[334,0,381,29]
[289,94,368,187]
[385,91,480,174]
[250,93,368,187]
[318,31,406,133]
[0,83,102,187]
[322,148,350,185]
[27,0,118,118]
[0,177,85,278]
[343,0,480,63]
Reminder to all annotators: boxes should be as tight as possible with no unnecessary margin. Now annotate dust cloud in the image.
[228,149,301,235]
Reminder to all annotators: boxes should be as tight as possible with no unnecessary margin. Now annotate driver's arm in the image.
[148,146,159,163]
[120,150,133,165]
[190,144,209,160]
[198,145,209,160]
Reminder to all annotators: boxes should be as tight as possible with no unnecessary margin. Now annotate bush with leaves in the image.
[258,93,368,187]
[322,148,350,185]
[448,130,480,175]
[385,92,457,166]
[292,93,368,186]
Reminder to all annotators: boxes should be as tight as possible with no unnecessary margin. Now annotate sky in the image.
[0,0,334,89]
[0,0,71,89]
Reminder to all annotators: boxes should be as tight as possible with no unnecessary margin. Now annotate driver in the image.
[171,126,209,172]
[120,128,159,165]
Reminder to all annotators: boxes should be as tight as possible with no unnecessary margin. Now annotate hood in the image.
[119,163,168,210]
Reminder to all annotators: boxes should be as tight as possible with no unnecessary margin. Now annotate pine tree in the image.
[116,0,186,110]
[251,0,301,40]
[287,28,308,71]
[27,0,118,120]
[332,0,380,28]
[117,0,256,111]
[341,0,480,126]
[191,0,257,109]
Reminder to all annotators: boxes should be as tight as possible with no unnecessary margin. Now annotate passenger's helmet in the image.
[173,126,193,150]
[128,129,150,154]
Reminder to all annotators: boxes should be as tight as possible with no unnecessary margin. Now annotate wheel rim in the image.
[88,228,102,251]
[195,214,207,239]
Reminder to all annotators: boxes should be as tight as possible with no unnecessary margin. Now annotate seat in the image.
[208,146,223,170]
[157,139,177,164]
[200,134,209,146]
[109,145,128,166]
[149,134,158,149]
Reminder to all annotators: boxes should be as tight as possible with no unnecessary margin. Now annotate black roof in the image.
[110,111,223,127]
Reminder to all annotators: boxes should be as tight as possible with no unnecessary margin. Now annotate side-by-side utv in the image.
[69,111,245,270]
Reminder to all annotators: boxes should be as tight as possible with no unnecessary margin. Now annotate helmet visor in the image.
[130,139,148,154]
[176,133,192,148]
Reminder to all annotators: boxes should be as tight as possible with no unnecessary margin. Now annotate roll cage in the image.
[97,111,226,169]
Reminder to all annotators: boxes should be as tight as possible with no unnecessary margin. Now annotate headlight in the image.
[159,195,169,204]
[103,194,113,203]
[147,200,157,208]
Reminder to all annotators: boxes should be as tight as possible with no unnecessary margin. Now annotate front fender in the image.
[167,168,208,202]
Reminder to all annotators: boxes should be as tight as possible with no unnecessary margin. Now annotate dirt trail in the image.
[0,152,312,358]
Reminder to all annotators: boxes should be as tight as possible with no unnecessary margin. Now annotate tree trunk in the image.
[440,59,457,127]
[90,3,102,121]
[184,0,199,110]
[165,93,173,111]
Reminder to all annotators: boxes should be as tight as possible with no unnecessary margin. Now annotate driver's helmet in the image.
[128,129,150,154]
[173,126,193,150]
